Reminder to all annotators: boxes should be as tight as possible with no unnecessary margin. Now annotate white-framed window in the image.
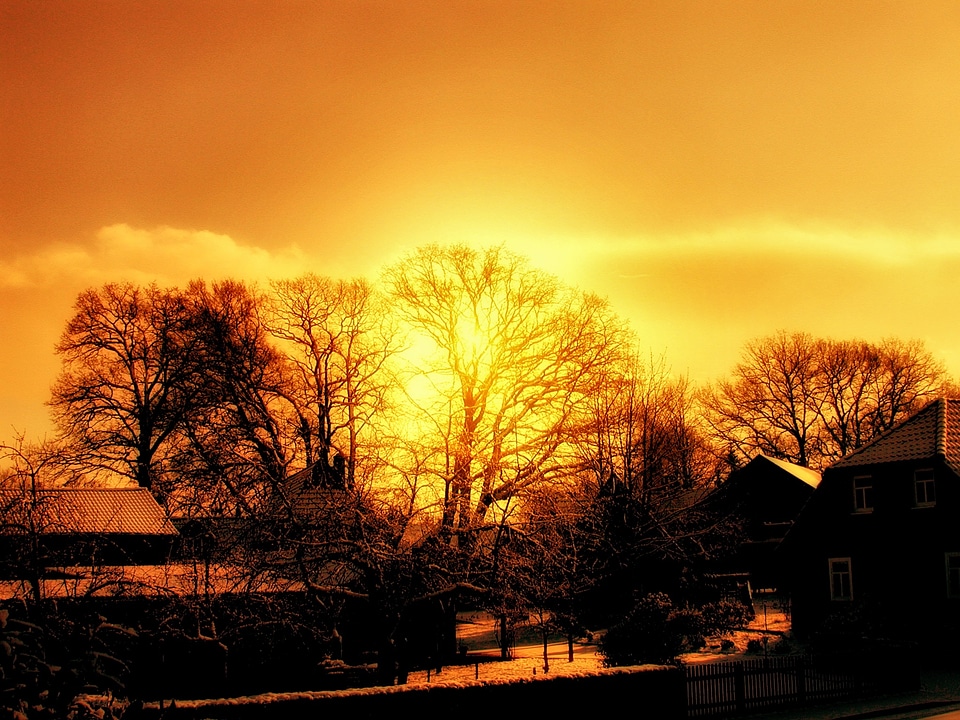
[914,469,936,507]
[829,557,853,601]
[853,475,874,513]
[946,553,960,598]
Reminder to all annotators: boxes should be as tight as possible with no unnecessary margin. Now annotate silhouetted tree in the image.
[265,274,399,489]
[700,332,950,470]
[171,279,299,515]
[499,486,598,668]
[0,435,79,603]
[384,244,629,541]
[50,283,202,494]
[580,350,720,504]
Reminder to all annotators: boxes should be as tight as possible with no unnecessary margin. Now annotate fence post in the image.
[735,662,746,715]
[796,655,806,706]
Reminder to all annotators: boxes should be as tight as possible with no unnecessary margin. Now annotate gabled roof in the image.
[0,487,177,536]
[276,463,350,518]
[710,454,820,528]
[831,397,960,473]
[754,454,821,489]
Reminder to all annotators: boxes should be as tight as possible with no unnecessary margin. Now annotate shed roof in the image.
[0,487,177,536]
[830,397,960,473]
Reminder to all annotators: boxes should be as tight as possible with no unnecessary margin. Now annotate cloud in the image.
[0,224,320,441]
[490,221,960,386]
[522,221,960,275]
[0,224,311,290]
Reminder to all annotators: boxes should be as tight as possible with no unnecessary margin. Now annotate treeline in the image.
[37,244,726,523]
[18,245,948,515]
[700,331,951,470]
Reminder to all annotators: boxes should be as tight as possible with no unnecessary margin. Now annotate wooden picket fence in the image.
[684,651,919,717]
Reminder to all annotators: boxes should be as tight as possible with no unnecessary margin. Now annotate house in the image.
[707,454,821,591]
[0,486,178,573]
[279,456,352,519]
[0,471,396,696]
[0,481,335,696]
[172,458,355,561]
[780,397,960,644]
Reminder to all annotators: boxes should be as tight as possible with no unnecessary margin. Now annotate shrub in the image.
[599,594,759,666]
[700,600,753,635]
[669,606,706,652]
[770,637,795,655]
[669,607,704,637]
[598,593,682,666]
[0,604,132,719]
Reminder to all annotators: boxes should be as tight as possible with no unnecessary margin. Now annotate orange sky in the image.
[3,1,960,441]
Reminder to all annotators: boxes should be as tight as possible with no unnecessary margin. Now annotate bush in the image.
[770,637,795,655]
[598,593,682,666]
[700,600,753,635]
[668,606,706,652]
[598,594,759,666]
[669,607,704,637]
[0,604,132,719]
[814,602,878,650]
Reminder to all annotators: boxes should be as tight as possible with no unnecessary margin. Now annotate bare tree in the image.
[0,434,77,603]
[49,283,201,493]
[565,350,734,622]
[384,245,628,539]
[583,350,720,505]
[700,332,950,470]
[701,331,824,468]
[173,279,300,515]
[870,337,948,434]
[265,275,398,488]
[497,485,599,669]
[814,338,880,459]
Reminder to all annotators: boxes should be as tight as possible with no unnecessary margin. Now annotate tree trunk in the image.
[499,614,510,659]
[542,626,550,673]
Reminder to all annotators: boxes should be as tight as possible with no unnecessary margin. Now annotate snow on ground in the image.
[406,642,604,685]
[406,598,793,685]
[139,599,798,714]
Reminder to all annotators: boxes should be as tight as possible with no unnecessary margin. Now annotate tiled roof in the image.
[0,487,177,536]
[278,463,349,517]
[831,398,960,473]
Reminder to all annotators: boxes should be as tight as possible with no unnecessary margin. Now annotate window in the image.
[829,558,853,601]
[947,553,960,598]
[853,476,874,513]
[914,469,936,507]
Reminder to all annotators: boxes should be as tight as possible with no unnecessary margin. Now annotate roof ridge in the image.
[41,486,145,492]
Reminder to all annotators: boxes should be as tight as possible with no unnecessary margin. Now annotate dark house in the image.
[172,455,351,562]
[780,397,960,644]
[708,454,820,590]
[0,486,178,573]
[281,457,352,520]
